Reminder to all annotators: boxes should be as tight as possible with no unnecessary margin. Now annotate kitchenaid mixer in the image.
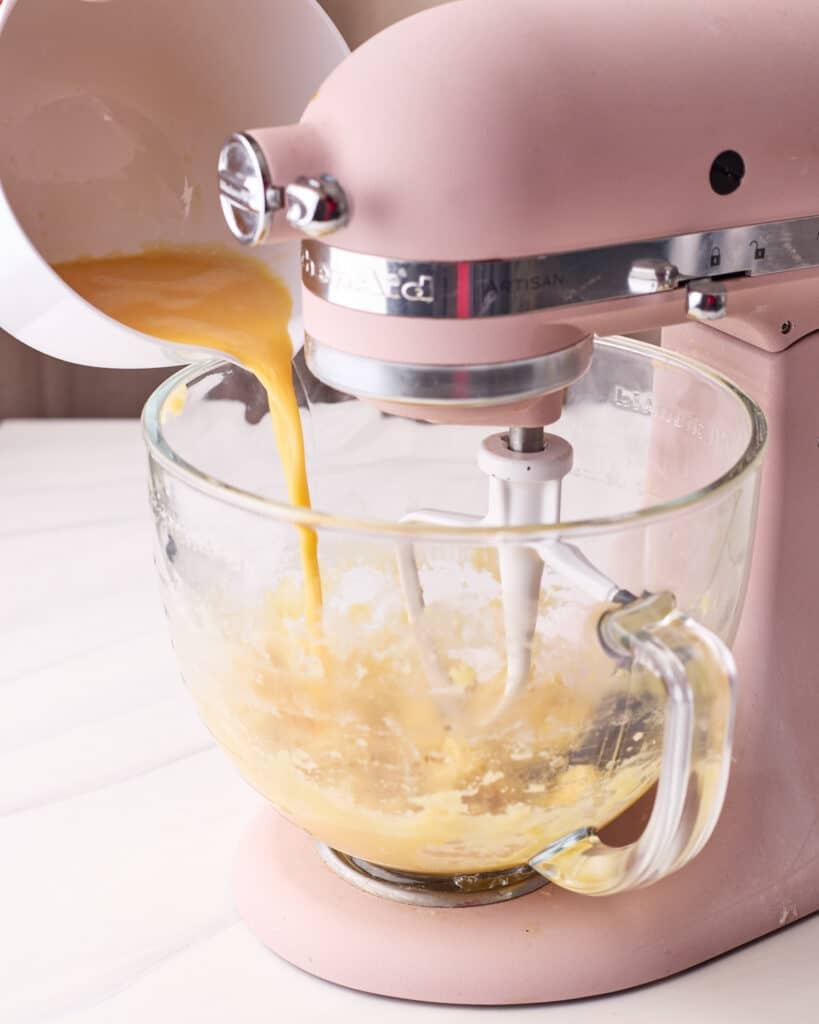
[209,0,817,1000]
[0,0,816,1008]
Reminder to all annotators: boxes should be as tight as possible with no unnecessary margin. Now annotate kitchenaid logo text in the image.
[302,249,435,304]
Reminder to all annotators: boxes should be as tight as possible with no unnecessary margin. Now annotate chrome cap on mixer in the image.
[218,134,349,245]
[218,133,284,246]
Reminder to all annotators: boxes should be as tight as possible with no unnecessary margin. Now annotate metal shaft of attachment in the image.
[507,426,546,453]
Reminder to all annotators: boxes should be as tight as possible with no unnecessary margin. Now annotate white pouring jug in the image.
[0,0,347,368]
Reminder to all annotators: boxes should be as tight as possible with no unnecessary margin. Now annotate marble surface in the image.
[1,418,816,1023]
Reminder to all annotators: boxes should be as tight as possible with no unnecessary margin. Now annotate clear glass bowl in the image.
[143,336,766,895]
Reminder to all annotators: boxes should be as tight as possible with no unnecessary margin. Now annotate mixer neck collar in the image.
[300,214,819,320]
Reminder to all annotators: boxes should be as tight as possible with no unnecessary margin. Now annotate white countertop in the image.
[1,419,816,1024]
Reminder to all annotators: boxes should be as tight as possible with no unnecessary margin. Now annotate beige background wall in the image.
[317,0,450,48]
[0,0,452,418]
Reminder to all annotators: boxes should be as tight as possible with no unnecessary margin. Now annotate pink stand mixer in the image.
[2,0,818,1007]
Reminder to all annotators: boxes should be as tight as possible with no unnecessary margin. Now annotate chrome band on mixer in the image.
[304,334,593,405]
[302,214,819,318]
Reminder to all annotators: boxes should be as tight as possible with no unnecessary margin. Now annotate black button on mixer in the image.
[710,150,746,195]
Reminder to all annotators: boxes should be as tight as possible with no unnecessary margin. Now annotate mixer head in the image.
[220,0,819,422]
[219,120,593,425]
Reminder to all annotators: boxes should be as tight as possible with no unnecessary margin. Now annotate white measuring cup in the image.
[0,0,347,367]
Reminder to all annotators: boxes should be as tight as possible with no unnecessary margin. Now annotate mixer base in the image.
[234,806,790,1005]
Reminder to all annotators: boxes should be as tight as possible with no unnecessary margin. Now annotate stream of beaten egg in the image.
[54,246,322,625]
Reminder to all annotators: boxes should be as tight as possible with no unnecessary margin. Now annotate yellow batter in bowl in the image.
[172,556,663,875]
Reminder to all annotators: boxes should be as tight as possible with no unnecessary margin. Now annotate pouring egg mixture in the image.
[55,246,662,874]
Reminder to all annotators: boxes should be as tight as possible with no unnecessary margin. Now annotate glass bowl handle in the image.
[529,592,736,896]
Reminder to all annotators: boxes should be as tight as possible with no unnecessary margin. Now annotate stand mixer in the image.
[2,0,817,1007]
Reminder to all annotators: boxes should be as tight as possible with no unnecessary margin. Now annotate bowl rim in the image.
[141,334,767,542]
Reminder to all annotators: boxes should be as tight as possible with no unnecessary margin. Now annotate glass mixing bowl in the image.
[143,336,765,896]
